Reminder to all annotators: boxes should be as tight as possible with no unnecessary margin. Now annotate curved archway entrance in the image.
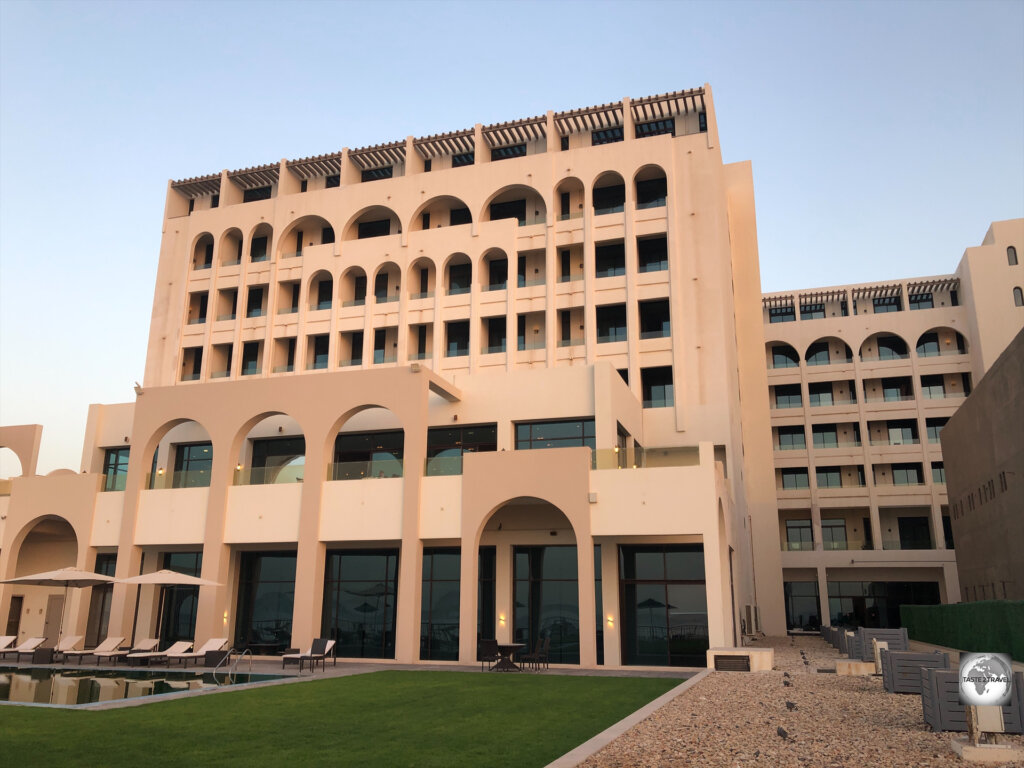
[9,517,78,646]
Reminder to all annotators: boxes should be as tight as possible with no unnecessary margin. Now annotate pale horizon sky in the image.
[1,0,1022,474]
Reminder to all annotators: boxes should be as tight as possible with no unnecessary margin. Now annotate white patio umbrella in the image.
[0,567,117,650]
[119,570,221,587]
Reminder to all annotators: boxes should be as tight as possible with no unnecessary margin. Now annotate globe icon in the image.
[959,653,1013,706]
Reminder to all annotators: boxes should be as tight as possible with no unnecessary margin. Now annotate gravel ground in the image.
[579,636,1024,768]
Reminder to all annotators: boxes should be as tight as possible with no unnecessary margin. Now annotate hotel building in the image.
[0,83,1020,668]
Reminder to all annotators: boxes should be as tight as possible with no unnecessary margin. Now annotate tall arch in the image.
[553,177,584,221]
[343,205,401,241]
[277,214,336,259]
[481,184,546,227]
[248,222,273,263]
[410,195,472,231]
[592,171,626,215]
[219,228,244,266]
[633,164,667,209]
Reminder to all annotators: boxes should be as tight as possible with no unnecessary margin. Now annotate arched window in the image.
[1014,287,1024,307]
[1009,246,1019,266]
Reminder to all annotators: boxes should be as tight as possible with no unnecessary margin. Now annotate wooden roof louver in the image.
[287,152,343,180]
[553,101,623,136]
[850,282,903,301]
[171,173,221,198]
[630,87,705,123]
[414,129,475,160]
[762,294,795,309]
[349,140,406,170]
[798,289,848,305]
[482,115,547,148]
[907,277,959,294]
[228,162,280,189]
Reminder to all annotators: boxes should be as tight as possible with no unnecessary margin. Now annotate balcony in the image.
[233,465,304,485]
[327,458,403,481]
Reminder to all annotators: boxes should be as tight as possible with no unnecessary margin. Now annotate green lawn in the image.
[0,671,679,767]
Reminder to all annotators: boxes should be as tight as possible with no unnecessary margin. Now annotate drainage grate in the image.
[714,655,751,672]
[817,668,836,673]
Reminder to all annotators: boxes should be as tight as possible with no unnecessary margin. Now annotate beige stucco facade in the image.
[0,86,777,668]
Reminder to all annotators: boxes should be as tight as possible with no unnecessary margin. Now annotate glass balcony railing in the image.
[187,317,206,325]
[594,204,625,216]
[375,294,399,304]
[342,298,366,307]
[246,309,266,318]
[636,198,666,210]
[327,458,403,481]
[557,338,584,348]
[339,359,361,367]
[517,277,546,288]
[194,262,212,271]
[410,291,435,301]
[373,352,398,364]
[101,474,127,492]
[216,313,236,322]
[425,455,463,476]
[408,352,432,361]
[482,344,507,354]
[447,286,471,296]
[211,371,230,378]
[592,446,699,470]
[233,465,304,485]
[597,331,627,344]
[783,541,814,552]
[181,373,200,382]
[278,306,298,315]
[146,470,211,490]
[484,282,507,292]
[272,365,294,373]
[517,340,546,351]
[281,251,302,260]
[314,301,332,311]
[557,211,584,221]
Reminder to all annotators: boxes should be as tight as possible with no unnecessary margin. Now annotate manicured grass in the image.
[0,671,679,767]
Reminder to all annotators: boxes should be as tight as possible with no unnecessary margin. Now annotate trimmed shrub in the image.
[900,601,1024,662]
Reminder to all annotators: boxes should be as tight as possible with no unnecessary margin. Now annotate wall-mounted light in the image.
[498,613,506,625]
[235,463,243,471]
[157,468,165,476]
[223,610,229,623]
[607,616,614,627]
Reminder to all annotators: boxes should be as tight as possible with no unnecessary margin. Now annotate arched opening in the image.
[411,195,472,231]
[805,337,853,366]
[235,413,305,485]
[859,332,908,362]
[592,171,625,215]
[146,420,214,489]
[408,257,436,300]
[634,165,667,209]
[481,497,580,664]
[916,328,967,357]
[328,406,405,481]
[372,262,402,304]
[444,253,472,296]
[248,223,273,263]
[481,248,508,292]
[219,228,243,266]
[482,185,546,227]
[554,177,584,221]
[1015,287,1024,307]
[340,266,368,307]
[343,205,401,241]
[278,214,335,260]
[10,517,78,646]
[1008,246,1018,266]
[0,447,23,479]
[308,270,334,312]
[766,342,800,369]
[192,232,214,270]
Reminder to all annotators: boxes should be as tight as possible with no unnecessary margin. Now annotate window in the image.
[637,236,668,272]
[926,417,947,443]
[487,258,507,290]
[771,345,799,368]
[515,419,595,452]
[484,317,506,353]
[808,382,834,407]
[698,112,708,132]
[490,199,527,226]
[241,341,261,375]
[800,302,825,320]
[450,207,471,226]
[173,442,212,488]
[102,447,130,492]
[250,436,306,484]
[812,424,838,448]
[420,548,461,661]
[250,236,268,262]
[635,118,674,138]
[805,341,830,365]
[242,186,271,202]
[195,241,213,269]
[595,242,625,277]
[641,366,674,408]
[636,177,667,208]
[374,272,389,302]
[451,152,474,168]
[321,226,335,244]
[211,194,219,208]
[426,424,497,475]
[920,374,946,399]
[423,159,431,172]
[1009,246,1019,266]
[821,519,847,550]
[358,219,391,239]
[932,462,945,484]
[769,306,796,323]
[422,212,433,230]
[560,135,569,151]
[300,180,308,192]
[448,263,471,295]
[892,463,923,485]
[1015,287,1024,307]
[325,174,340,188]
[246,286,265,318]
[781,470,809,490]
[361,166,393,182]
[639,299,670,339]
[322,550,398,658]
[777,426,805,450]
[887,420,917,445]
[592,126,623,145]
[310,335,329,369]
[316,280,332,310]
[916,332,940,357]
[491,144,526,161]
[593,184,625,215]
[342,330,363,366]
[596,304,627,343]
[446,320,469,357]
[816,467,842,488]
[181,347,202,382]
[333,430,403,479]
[897,516,931,548]
[784,581,820,631]
[909,292,933,310]
[876,336,908,359]
[873,296,902,313]
[774,384,802,409]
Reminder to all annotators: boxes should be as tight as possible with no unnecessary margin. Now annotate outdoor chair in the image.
[62,636,125,665]
[52,635,84,663]
[282,638,336,672]
[0,636,45,661]
[125,640,191,665]
[166,638,228,668]
[0,636,16,653]
[478,639,500,672]
[521,637,550,671]
[108,638,159,665]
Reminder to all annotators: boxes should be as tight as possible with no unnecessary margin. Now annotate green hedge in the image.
[900,601,1024,662]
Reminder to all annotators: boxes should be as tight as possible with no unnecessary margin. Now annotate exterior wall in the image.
[942,328,1024,601]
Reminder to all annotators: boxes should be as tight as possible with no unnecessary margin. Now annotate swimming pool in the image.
[0,667,286,707]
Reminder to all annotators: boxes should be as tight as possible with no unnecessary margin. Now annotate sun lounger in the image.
[0,636,46,661]
[126,640,192,665]
[52,635,84,662]
[62,636,125,664]
[106,638,159,665]
[282,638,336,672]
[166,638,228,668]
[0,636,16,652]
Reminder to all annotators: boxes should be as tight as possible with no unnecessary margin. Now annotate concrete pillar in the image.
[457,543,480,663]
[600,542,620,665]
[817,567,830,627]
[494,543,512,644]
[577,535,597,667]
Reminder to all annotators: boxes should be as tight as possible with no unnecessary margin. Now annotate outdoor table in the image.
[493,643,525,672]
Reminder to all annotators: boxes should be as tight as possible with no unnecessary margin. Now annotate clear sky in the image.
[1,0,1022,475]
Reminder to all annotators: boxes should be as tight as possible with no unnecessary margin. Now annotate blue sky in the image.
[1,0,1022,474]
